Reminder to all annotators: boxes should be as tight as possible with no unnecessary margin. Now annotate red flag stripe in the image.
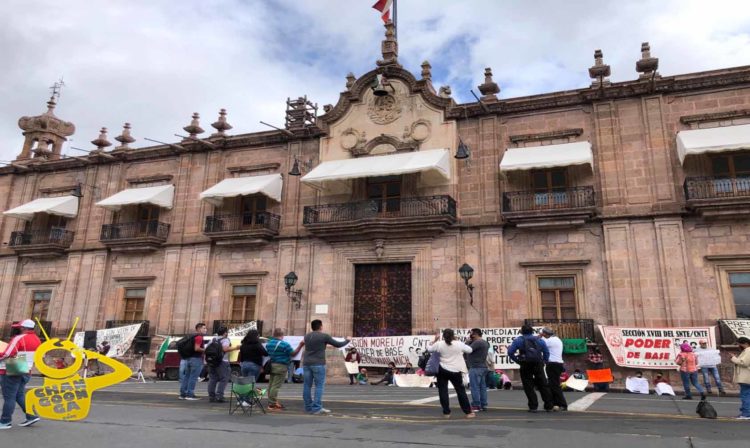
[372,0,393,22]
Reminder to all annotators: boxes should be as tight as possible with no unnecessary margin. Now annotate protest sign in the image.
[625,377,649,394]
[339,335,434,367]
[73,323,142,358]
[587,368,613,383]
[599,325,717,369]
[721,319,750,339]
[452,327,544,370]
[344,362,360,375]
[227,321,258,338]
[655,383,675,396]
[394,374,433,388]
[695,349,722,367]
[564,376,588,391]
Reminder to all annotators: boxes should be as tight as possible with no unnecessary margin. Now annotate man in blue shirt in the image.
[266,328,304,410]
[507,325,554,412]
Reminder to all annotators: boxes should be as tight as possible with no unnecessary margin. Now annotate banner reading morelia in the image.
[599,325,717,369]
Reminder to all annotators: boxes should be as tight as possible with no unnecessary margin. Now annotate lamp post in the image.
[455,138,470,160]
[284,271,302,309]
[458,263,475,305]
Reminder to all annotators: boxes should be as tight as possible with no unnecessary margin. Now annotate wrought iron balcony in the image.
[203,212,280,244]
[524,318,595,341]
[100,221,170,251]
[684,176,750,218]
[8,229,74,258]
[502,186,596,228]
[302,195,457,241]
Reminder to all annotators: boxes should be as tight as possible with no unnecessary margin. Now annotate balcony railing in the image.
[204,212,280,234]
[9,229,74,248]
[303,195,456,225]
[503,186,595,213]
[100,221,170,242]
[524,318,595,341]
[684,176,750,201]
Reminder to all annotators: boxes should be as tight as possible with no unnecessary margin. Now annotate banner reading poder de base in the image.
[452,327,544,370]
[599,325,716,369]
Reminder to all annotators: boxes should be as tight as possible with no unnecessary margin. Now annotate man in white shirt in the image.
[541,327,567,411]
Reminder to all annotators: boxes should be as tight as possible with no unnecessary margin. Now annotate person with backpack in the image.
[238,329,267,381]
[540,327,567,411]
[507,325,554,413]
[205,327,239,403]
[177,322,207,400]
[467,328,490,412]
[265,328,304,411]
[0,320,42,429]
[427,328,476,419]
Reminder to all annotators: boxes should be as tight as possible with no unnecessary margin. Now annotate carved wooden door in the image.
[353,263,412,337]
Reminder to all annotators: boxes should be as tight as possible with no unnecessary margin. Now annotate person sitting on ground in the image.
[653,371,670,385]
[400,362,415,374]
[572,369,586,380]
[356,368,369,385]
[292,366,304,383]
[371,362,397,385]
[497,370,512,390]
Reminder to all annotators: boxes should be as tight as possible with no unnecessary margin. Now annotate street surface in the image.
[1,379,748,447]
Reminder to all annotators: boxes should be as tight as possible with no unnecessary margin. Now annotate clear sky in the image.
[1,0,749,162]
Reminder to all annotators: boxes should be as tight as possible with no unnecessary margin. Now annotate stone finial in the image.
[210,109,233,137]
[438,85,452,98]
[588,49,612,87]
[636,42,660,80]
[183,112,205,138]
[114,123,135,150]
[421,61,432,81]
[346,72,356,90]
[323,104,333,113]
[376,19,400,67]
[477,67,500,101]
[91,127,112,150]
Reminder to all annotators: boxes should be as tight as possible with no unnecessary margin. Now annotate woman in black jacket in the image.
[239,330,267,381]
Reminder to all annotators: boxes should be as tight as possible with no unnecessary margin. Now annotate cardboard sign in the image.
[599,325,716,369]
[625,377,649,394]
[587,368,614,383]
[73,323,142,358]
[695,349,722,367]
[655,383,675,396]
[394,374,434,388]
[344,361,360,375]
[564,376,588,391]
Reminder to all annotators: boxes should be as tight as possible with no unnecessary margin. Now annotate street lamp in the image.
[284,271,302,309]
[455,138,470,160]
[459,263,475,305]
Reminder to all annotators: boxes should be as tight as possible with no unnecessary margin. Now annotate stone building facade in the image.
[1,25,750,380]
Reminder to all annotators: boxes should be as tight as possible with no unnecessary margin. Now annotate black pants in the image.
[545,362,568,408]
[519,361,553,411]
[436,367,472,415]
[349,374,356,384]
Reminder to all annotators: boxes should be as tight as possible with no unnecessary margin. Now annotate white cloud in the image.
[1,0,748,161]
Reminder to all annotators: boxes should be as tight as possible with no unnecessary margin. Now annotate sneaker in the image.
[185,396,201,401]
[19,417,40,427]
[470,406,481,412]
[552,406,561,412]
[465,413,476,419]
[313,408,332,415]
[178,396,186,400]
[0,422,11,430]
[736,415,750,420]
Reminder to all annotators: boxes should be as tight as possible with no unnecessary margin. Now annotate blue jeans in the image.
[740,383,750,418]
[303,365,326,413]
[1,374,34,424]
[179,357,203,398]
[240,361,262,381]
[287,362,295,382]
[699,367,724,392]
[680,371,704,398]
[469,367,488,408]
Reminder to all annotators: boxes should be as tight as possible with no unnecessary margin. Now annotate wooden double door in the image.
[353,263,412,337]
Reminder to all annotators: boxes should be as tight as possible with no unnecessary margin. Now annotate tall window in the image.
[240,196,267,228]
[30,290,52,321]
[712,153,750,195]
[123,287,146,321]
[729,272,750,318]
[538,277,577,320]
[532,169,568,207]
[231,285,257,321]
[367,176,401,214]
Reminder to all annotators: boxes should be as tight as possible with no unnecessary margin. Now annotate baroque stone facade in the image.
[2,25,750,382]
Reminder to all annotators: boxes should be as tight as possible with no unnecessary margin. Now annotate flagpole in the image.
[394,0,398,40]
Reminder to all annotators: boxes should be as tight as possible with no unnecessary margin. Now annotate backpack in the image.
[417,351,431,370]
[521,337,544,363]
[204,338,225,367]
[176,334,197,359]
[425,350,441,376]
[696,399,718,419]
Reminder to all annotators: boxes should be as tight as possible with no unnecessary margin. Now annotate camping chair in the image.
[229,375,267,416]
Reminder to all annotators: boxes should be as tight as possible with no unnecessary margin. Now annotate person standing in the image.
[302,320,350,415]
[467,328,490,412]
[238,329,267,381]
[93,340,110,376]
[508,325,554,412]
[541,327,567,411]
[179,322,207,401]
[345,347,361,385]
[0,319,42,429]
[695,340,725,396]
[730,336,750,420]
[427,328,476,419]
[675,342,705,400]
[265,328,304,411]
[207,327,239,403]
[587,347,609,392]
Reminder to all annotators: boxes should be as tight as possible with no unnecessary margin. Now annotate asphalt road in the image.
[1,380,748,448]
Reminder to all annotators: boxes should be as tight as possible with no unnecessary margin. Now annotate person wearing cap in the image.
[695,340,725,396]
[0,319,42,429]
[540,327,567,411]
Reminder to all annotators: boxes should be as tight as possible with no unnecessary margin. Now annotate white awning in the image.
[676,124,750,164]
[200,174,283,206]
[500,141,593,172]
[96,184,175,211]
[301,149,451,189]
[3,195,79,220]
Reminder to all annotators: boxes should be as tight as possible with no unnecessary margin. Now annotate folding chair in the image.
[229,375,267,416]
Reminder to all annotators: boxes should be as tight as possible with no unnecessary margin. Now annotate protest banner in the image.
[625,377,649,394]
[72,323,142,358]
[599,325,717,369]
[695,349,722,367]
[655,383,675,396]
[394,374,433,388]
[339,335,434,367]
[452,327,544,370]
[227,321,258,338]
[721,319,750,339]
